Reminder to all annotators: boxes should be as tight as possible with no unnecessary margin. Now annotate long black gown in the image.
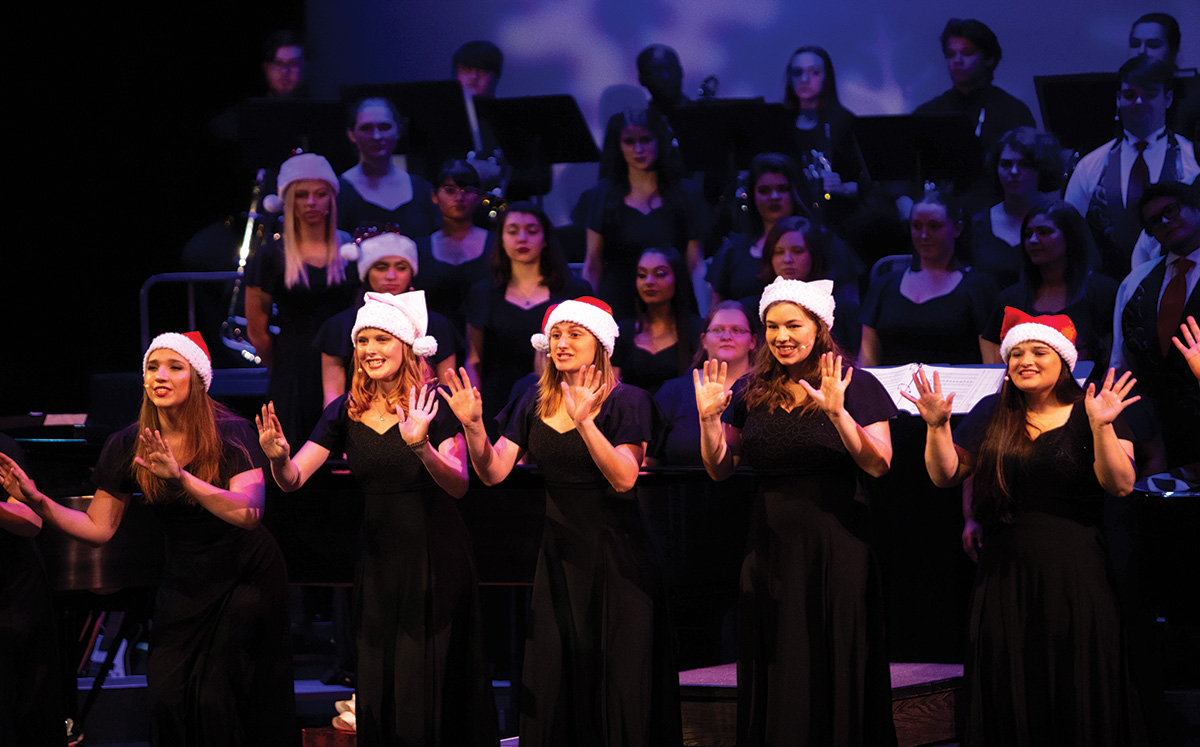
[953,397,1147,747]
[309,396,497,747]
[497,384,680,747]
[724,373,898,747]
[91,417,293,747]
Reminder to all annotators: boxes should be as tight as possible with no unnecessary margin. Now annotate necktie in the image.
[1127,140,1150,211]
[1159,257,1195,357]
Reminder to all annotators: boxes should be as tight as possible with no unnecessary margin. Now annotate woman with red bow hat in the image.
[0,332,294,746]
[259,291,498,746]
[904,308,1148,747]
[442,296,680,747]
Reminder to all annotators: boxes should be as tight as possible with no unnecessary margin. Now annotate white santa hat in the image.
[530,296,620,357]
[143,332,213,391]
[263,152,339,214]
[351,291,438,358]
[340,231,419,282]
[758,277,836,329]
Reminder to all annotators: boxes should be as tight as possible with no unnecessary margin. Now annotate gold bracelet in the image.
[406,436,430,449]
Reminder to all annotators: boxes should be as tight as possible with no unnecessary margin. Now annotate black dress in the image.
[724,373,898,747]
[412,232,493,332]
[309,396,497,747]
[651,373,702,466]
[579,179,708,320]
[611,315,703,395]
[246,238,360,446]
[968,208,1024,290]
[336,173,442,238]
[497,384,680,747]
[466,275,593,439]
[91,417,293,747]
[0,434,63,746]
[860,268,998,365]
[954,397,1147,747]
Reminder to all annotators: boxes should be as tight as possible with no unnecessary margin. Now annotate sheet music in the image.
[865,364,1005,415]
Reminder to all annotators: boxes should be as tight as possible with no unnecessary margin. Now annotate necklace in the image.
[508,283,546,309]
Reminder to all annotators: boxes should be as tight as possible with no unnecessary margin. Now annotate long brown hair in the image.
[346,337,432,422]
[744,301,844,415]
[135,368,247,503]
[971,359,1083,523]
[534,331,618,420]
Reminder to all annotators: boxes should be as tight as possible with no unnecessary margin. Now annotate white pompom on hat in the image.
[143,332,213,391]
[757,277,836,329]
[351,291,438,359]
[340,232,419,282]
[530,296,620,356]
[999,307,1079,371]
[263,152,339,214]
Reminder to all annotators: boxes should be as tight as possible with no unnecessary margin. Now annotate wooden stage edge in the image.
[678,661,963,747]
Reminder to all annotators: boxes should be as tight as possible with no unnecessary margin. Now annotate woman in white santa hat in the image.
[258,290,497,746]
[441,295,680,747]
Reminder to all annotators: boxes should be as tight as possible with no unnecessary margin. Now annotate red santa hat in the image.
[143,332,213,391]
[999,307,1079,371]
[530,296,620,356]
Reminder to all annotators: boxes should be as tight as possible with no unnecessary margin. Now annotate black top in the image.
[968,208,1023,290]
[651,373,702,466]
[954,395,1132,526]
[861,268,998,365]
[982,273,1119,369]
[312,302,461,390]
[245,239,362,339]
[707,233,766,304]
[336,173,442,238]
[412,232,494,332]
[913,83,1036,152]
[612,314,703,395]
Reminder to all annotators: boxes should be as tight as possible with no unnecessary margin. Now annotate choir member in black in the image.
[969,127,1066,289]
[1112,182,1200,469]
[258,292,498,747]
[762,214,862,353]
[1,333,293,746]
[262,30,306,99]
[466,202,591,439]
[612,247,702,394]
[650,301,757,466]
[0,433,64,746]
[442,297,680,747]
[247,152,359,446]
[581,108,706,318]
[981,201,1117,374]
[412,160,493,331]
[861,189,998,366]
[1064,57,1198,281]
[637,44,689,125]
[904,310,1148,747]
[694,277,896,746]
[783,46,867,209]
[453,41,503,99]
[317,229,460,406]
[337,97,442,239]
[708,153,807,307]
[913,19,1035,153]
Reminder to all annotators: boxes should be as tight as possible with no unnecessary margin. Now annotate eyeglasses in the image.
[1144,201,1182,233]
[706,326,751,338]
[269,58,303,71]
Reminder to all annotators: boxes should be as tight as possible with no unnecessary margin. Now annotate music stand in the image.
[474,94,600,167]
[853,114,983,188]
[238,99,347,171]
[340,80,476,182]
[668,99,791,176]
[1034,73,1120,156]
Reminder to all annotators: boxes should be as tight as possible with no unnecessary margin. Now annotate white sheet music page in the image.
[865,364,1006,415]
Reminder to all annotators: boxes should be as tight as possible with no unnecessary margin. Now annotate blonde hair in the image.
[282,180,347,289]
[347,337,432,422]
[135,367,247,503]
[535,331,618,419]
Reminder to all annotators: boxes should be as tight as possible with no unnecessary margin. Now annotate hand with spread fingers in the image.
[694,358,733,421]
[133,428,184,481]
[438,367,484,428]
[562,365,604,426]
[255,402,291,462]
[398,384,439,446]
[900,367,955,429]
[1171,315,1200,382]
[799,352,852,415]
[1085,368,1141,428]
